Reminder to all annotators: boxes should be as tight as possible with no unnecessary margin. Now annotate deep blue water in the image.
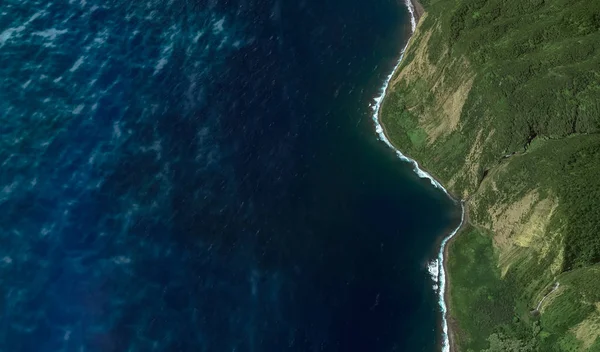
[0,0,458,351]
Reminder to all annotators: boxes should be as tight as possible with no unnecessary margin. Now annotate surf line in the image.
[370,1,466,351]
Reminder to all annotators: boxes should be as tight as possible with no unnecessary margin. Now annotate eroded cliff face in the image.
[382,14,490,201]
[381,0,600,349]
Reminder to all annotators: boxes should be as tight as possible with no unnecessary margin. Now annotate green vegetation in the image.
[380,0,600,350]
[456,136,600,351]
[448,222,600,351]
[448,226,517,350]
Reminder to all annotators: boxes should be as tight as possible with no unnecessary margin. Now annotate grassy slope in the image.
[381,0,600,350]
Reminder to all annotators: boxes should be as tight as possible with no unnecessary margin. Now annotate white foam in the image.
[112,121,123,139]
[154,58,168,74]
[0,26,25,46]
[155,35,174,74]
[69,56,85,72]
[193,30,205,43]
[0,10,48,46]
[213,17,225,34]
[72,104,84,115]
[427,259,439,285]
[370,2,466,351]
[436,203,465,352]
[32,28,68,41]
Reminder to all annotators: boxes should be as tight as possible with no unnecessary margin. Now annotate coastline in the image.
[442,206,469,352]
[371,1,467,351]
[409,0,425,23]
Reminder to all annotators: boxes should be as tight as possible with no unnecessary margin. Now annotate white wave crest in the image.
[427,259,439,285]
[370,2,466,351]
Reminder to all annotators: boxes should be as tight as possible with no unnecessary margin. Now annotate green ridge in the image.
[381,0,600,350]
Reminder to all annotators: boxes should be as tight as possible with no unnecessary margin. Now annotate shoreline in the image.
[409,0,425,23]
[442,205,469,352]
[371,1,467,351]
[378,102,468,352]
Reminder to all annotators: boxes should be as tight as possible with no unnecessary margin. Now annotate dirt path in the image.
[534,282,560,313]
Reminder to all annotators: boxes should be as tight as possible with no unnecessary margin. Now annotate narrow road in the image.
[534,282,560,313]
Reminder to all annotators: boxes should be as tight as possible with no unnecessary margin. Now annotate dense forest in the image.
[381,0,600,350]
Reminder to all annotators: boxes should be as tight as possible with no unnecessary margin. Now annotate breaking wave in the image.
[370,1,466,351]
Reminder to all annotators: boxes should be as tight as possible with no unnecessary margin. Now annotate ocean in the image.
[0,0,459,351]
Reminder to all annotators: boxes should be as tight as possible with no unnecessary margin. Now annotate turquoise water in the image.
[0,0,459,350]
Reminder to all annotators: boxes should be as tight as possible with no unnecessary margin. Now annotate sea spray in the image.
[427,259,439,291]
[405,0,417,32]
[436,203,465,352]
[370,1,466,351]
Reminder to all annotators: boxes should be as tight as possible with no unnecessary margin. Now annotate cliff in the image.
[381,0,600,350]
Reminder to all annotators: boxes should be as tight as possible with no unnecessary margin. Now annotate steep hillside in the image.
[380,0,600,350]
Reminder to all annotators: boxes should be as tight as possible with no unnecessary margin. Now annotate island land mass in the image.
[380,0,600,350]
